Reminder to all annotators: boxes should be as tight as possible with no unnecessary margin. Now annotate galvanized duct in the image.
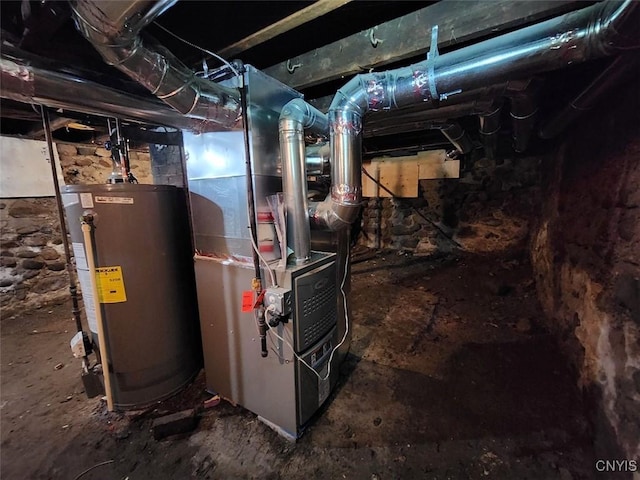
[479,101,504,160]
[279,98,329,264]
[440,123,474,155]
[70,0,241,132]
[0,54,203,130]
[305,143,331,176]
[311,0,640,231]
[365,99,496,137]
[507,79,543,153]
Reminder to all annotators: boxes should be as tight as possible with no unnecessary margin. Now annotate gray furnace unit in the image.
[185,66,346,438]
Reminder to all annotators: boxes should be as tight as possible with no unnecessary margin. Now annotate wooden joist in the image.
[217,0,352,58]
[265,0,581,91]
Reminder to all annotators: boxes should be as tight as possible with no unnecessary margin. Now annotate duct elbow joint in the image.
[280,98,328,135]
[309,198,361,232]
[330,71,398,115]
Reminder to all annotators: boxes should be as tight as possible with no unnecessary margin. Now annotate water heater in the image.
[62,184,201,409]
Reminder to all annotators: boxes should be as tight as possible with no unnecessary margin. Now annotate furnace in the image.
[184,66,350,439]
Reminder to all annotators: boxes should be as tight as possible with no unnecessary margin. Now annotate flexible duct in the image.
[279,98,329,264]
[70,0,241,131]
[311,0,640,231]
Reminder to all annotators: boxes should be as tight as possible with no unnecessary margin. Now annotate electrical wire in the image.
[152,22,240,78]
[361,166,462,248]
[72,460,114,480]
[264,251,351,382]
[248,231,277,287]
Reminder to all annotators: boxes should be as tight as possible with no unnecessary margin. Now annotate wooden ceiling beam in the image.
[217,0,352,58]
[27,117,74,139]
[265,0,582,91]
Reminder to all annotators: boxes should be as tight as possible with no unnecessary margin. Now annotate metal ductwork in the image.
[365,98,496,138]
[0,54,209,131]
[507,79,543,153]
[440,122,474,155]
[279,98,329,264]
[310,0,640,231]
[479,101,503,160]
[70,0,241,132]
[305,143,331,176]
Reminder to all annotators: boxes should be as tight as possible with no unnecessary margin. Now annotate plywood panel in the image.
[362,158,418,198]
[362,150,460,198]
[417,150,460,179]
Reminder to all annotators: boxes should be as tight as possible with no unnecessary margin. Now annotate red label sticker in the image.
[241,291,254,313]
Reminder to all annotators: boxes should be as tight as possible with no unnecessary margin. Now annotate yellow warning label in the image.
[95,266,127,303]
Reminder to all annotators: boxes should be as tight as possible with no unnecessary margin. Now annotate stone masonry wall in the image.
[531,83,640,461]
[360,153,542,255]
[57,143,152,185]
[0,142,152,318]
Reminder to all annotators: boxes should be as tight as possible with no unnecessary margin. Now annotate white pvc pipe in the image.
[81,222,114,411]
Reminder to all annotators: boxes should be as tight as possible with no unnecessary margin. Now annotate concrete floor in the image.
[1,250,596,479]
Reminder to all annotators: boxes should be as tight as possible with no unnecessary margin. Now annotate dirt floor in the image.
[1,249,596,479]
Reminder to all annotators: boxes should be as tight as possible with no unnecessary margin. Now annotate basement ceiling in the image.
[1,0,635,157]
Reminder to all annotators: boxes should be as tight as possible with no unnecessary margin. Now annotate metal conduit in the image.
[311,0,640,231]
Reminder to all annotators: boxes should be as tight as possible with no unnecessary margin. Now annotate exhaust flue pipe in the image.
[311,0,640,231]
[279,98,329,264]
[71,0,241,132]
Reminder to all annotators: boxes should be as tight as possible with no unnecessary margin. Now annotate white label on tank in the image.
[72,242,88,270]
[76,269,98,333]
[61,193,79,207]
[80,192,94,208]
[318,364,330,405]
[95,196,134,205]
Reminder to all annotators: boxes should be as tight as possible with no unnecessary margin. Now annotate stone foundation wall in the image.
[0,142,152,318]
[360,154,541,255]
[531,84,640,460]
[57,143,152,185]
